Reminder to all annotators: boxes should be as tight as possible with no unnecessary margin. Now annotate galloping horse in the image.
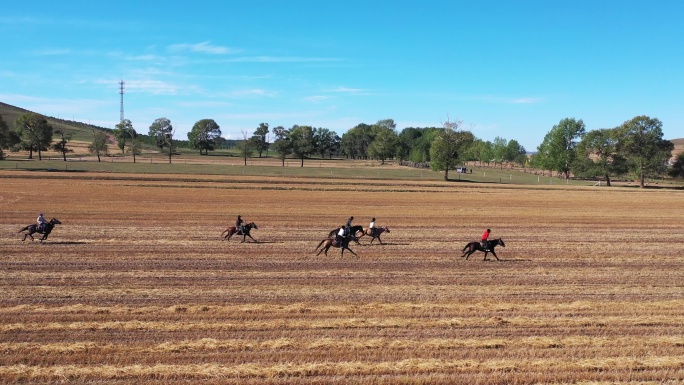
[315,236,358,257]
[19,218,62,242]
[327,225,364,244]
[358,226,390,245]
[221,222,258,243]
[461,238,506,261]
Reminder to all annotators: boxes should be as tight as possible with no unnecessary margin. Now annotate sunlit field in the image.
[1,170,683,384]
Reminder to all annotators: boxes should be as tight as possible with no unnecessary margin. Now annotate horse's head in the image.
[50,218,62,225]
[249,222,257,229]
[383,227,390,233]
[497,238,505,247]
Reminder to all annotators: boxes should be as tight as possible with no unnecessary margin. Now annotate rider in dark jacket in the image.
[236,215,245,234]
[345,216,354,236]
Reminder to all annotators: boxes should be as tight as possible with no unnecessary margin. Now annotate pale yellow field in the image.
[1,171,683,384]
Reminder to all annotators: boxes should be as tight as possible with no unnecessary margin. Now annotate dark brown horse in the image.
[19,218,62,242]
[358,226,390,245]
[461,238,505,261]
[327,225,364,244]
[315,236,358,257]
[221,222,258,242]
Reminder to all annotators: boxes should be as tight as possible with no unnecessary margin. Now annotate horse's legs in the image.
[247,234,258,243]
[490,250,500,261]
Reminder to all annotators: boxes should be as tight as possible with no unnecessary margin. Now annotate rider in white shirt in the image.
[37,213,48,231]
[369,217,377,238]
[337,226,346,245]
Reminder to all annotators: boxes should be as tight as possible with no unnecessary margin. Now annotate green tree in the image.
[89,129,109,162]
[575,128,627,186]
[669,153,684,179]
[52,127,73,161]
[15,113,53,160]
[237,131,255,166]
[149,117,175,164]
[188,119,221,155]
[0,115,20,160]
[289,125,315,167]
[505,139,527,167]
[341,123,374,159]
[535,118,586,179]
[491,136,508,168]
[250,123,270,158]
[429,119,473,180]
[114,119,134,154]
[271,126,292,166]
[617,115,674,188]
[127,128,141,163]
[313,127,340,159]
[368,119,398,164]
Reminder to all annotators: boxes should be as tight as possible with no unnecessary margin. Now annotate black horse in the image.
[315,236,358,257]
[327,225,364,245]
[461,238,506,261]
[19,218,62,242]
[221,222,258,242]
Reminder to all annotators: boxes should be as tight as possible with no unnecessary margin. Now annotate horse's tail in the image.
[18,225,30,233]
[462,242,472,252]
[315,239,328,251]
[221,227,235,238]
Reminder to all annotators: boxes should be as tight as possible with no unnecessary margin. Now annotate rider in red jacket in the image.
[481,229,491,250]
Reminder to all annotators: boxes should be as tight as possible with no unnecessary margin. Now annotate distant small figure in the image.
[37,213,48,232]
[345,216,354,236]
[369,217,377,238]
[481,228,491,251]
[236,215,245,234]
[336,226,346,246]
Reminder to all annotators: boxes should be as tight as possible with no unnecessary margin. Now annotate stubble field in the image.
[1,171,683,384]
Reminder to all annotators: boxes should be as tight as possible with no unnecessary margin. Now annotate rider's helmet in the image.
[487,228,491,232]
[238,215,241,218]
[39,213,43,216]
[372,217,375,221]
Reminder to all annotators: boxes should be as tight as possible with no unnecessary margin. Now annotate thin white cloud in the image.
[224,56,339,63]
[230,89,278,97]
[467,95,544,104]
[168,41,234,54]
[31,48,72,56]
[177,101,233,108]
[94,79,180,95]
[509,97,543,104]
[304,95,331,102]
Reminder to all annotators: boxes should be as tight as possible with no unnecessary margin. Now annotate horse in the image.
[461,238,505,261]
[327,225,364,244]
[358,226,390,245]
[19,218,62,242]
[315,236,358,257]
[221,222,258,242]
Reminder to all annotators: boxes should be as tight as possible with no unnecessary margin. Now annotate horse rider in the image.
[345,216,354,236]
[336,226,346,246]
[236,215,246,235]
[369,217,377,238]
[37,213,48,232]
[481,228,491,251]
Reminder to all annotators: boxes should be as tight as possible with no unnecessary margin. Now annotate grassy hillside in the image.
[0,101,113,142]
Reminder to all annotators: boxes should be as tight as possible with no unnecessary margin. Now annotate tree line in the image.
[1,113,682,187]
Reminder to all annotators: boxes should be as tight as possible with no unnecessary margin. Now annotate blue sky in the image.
[1,0,682,150]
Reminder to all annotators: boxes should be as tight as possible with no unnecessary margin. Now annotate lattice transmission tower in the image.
[119,80,125,122]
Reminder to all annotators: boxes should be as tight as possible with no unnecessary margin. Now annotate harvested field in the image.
[1,170,684,384]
